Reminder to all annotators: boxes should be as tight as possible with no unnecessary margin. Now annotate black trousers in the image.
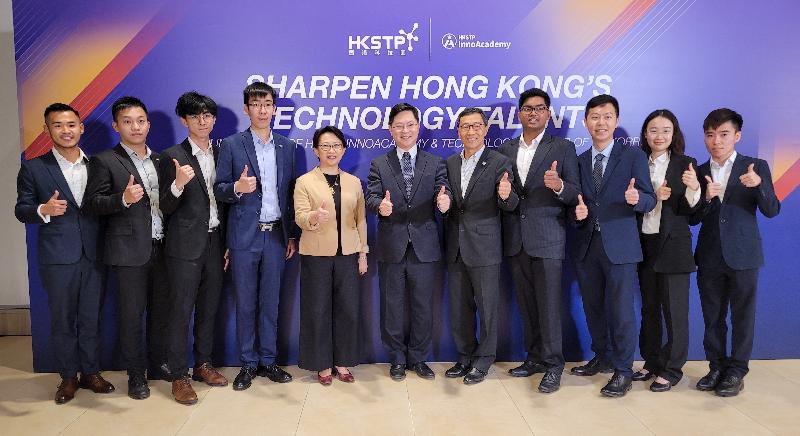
[167,229,224,377]
[509,251,564,370]
[40,255,105,379]
[114,242,171,376]
[697,264,758,378]
[448,255,499,372]
[298,254,360,371]
[378,243,440,365]
[638,234,689,384]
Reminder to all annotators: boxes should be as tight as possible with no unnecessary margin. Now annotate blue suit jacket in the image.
[15,151,101,265]
[572,144,656,264]
[214,129,298,250]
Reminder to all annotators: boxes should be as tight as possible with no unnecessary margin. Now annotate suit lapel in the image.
[409,151,428,201]
[275,136,285,196]
[113,144,143,185]
[449,157,464,205]
[42,151,78,207]
[181,140,208,199]
[724,154,746,204]
[508,138,523,192]
[579,150,594,198]
[524,134,553,190]
[242,129,261,182]
[385,151,407,198]
[464,150,491,201]
[599,144,623,196]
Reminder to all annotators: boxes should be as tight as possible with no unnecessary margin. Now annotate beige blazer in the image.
[294,167,369,256]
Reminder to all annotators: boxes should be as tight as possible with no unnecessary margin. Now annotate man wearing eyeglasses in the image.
[497,88,580,393]
[444,107,518,384]
[366,103,451,381]
[214,82,298,391]
[158,92,228,404]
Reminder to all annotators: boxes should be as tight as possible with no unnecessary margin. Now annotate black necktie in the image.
[593,154,605,194]
[401,152,413,200]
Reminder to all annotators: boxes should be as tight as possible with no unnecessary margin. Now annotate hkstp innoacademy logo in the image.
[441,32,512,50]
[348,23,420,56]
[442,33,457,50]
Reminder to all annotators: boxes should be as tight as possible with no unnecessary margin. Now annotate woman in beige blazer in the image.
[294,125,368,385]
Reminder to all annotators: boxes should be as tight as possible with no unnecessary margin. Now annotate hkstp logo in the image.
[348,23,420,56]
[442,33,457,50]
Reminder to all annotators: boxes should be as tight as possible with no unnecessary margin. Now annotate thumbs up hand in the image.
[41,190,68,217]
[739,162,761,187]
[173,158,196,191]
[235,164,257,194]
[123,174,145,204]
[624,178,639,205]
[379,190,393,216]
[682,162,700,191]
[705,175,722,201]
[315,200,331,224]
[498,171,512,201]
[436,185,451,213]
[575,194,588,221]
[543,161,563,191]
[656,179,671,201]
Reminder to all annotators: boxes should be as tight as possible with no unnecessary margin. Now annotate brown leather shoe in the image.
[55,377,79,404]
[79,373,115,393]
[192,362,228,387]
[172,377,198,405]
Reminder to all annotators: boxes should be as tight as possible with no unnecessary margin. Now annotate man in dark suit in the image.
[498,88,580,393]
[366,103,451,381]
[444,107,518,385]
[214,82,298,390]
[84,96,171,400]
[570,94,656,397]
[15,103,114,404]
[159,92,228,405]
[691,108,780,397]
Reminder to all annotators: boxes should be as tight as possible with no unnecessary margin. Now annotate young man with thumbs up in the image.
[691,108,780,397]
[85,96,171,400]
[15,103,114,404]
[498,88,580,393]
[366,103,451,381]
[214,82,298,391]
[571,95,655,397]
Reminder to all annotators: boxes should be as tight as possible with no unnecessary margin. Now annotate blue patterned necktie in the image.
[401,152,413,200]
[593,154,605,193]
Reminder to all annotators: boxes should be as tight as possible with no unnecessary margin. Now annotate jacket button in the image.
[521,214,526,219]
[407,205,411,209]
[720,218,726,224]
[519,195,526,200]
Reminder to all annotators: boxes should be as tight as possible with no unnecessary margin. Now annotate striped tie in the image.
[593,154,605,194]
[401,152,413,200]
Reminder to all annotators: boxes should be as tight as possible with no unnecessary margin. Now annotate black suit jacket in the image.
[366,149,451,263]
[446,147,518,267]
[637,153,700,273]
[159,139,226,261]
[498,133,580,260]
[84,144,161,267]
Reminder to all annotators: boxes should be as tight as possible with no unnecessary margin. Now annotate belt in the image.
[208,226,219,233]
[152,238,164,245]
[258,220,281,231]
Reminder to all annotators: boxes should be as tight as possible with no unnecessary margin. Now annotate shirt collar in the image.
[711,151,737,169]
[649,151,670,165]
[461,145,486,162]
[591,141,614,161]
[120,142,151,159]
[52,147,87,165]
[251,129,278,147]
[520,130,545,149]
[396,145,418,162]
[188,137,212,156]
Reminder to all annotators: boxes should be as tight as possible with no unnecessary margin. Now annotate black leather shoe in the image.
[649,379,672,392]
[408,362,435,380]
[445,363,471,378]
[600,373,633,397]
[696,370,722,391]
[233,366,257,391]
[463,368,487,385]
[127,373,150,400]
[508,360,547,377]
[570,357,613,376]
[389,364,406,381]
[257,364,292,383]
[538,370,562,393]
[147,363,173,382]
[714,375,744,397]
[632,370,654,382]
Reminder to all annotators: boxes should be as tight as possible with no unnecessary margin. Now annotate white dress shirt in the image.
[710,151,738,202]
[37,148,88,223]
[170,138,220,230]
[517,130,544,186]
[642,152,700,234]
[460,146,486,198]
[120,143,164,239]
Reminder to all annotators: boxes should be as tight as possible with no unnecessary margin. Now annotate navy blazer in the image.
[573,144,656,264]
[691,153,780,270]
[15,151,101,265]
[498,133,580,260]
[213,129,298,250]
[366,148,450,263]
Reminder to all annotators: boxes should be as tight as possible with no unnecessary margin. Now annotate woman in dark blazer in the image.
[634,109,701,391]
[294,125,369,385]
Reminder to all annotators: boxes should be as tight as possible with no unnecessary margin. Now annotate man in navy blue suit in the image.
[214,82,298,390]
[570,95,656,397]
[692,108,780,397]
[15,103,115,404]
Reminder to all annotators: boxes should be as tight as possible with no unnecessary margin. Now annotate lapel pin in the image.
[482,161,487,166]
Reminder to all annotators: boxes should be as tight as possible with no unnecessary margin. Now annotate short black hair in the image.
[111,96,148,122]
[640,109,686,156]
[518,88,551,109]
[457,107,487,125]
[312,125,347,149]
[243,81,277,105]
[44,103,79,121]
[703,108,743,132]
[175,91,217,118]
[388,103,420,125]
[584,94,619,119]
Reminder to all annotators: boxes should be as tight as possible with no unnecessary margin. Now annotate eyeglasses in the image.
[248,102,275,110]
[458,123,485,131]
[186,113,215,122]
[588,114,617,122]
[519,105,549,114]
[390,122,419,131]
[318,143,344,151]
